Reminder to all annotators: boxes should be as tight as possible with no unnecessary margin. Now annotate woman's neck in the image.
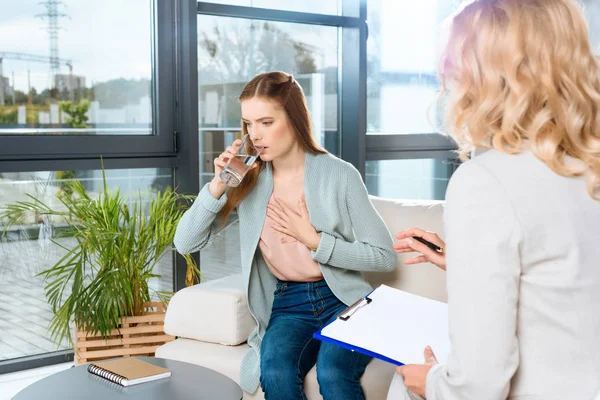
[272,144,306,178]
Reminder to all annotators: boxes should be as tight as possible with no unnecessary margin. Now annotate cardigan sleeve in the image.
[311,165,396,272]
[425,161,522,400]
[173,183,230,254]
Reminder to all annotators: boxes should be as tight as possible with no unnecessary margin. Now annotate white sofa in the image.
[156,196,447,399]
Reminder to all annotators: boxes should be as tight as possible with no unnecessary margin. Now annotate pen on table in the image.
[412,236,443,253]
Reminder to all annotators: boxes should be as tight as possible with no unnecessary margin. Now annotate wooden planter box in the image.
[74,301,174,365]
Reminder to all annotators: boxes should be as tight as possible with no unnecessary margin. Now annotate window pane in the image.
[583,0,600,55]
[203,0,340,16]
[367,0,458,134]
[365,159,456,200]
[0,0,153,136]
[368,0,600,135]
[198,16,338,281]
[0,168,173,360]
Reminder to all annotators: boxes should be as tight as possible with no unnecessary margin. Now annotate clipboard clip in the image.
[337,296,373,321]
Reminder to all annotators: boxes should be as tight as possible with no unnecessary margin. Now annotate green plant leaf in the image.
[1,163,197,346]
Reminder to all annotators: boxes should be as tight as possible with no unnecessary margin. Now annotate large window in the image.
[198,16,339,188]
[364,0,600,201]
[0,0,181,373]
[366,0,458,135]
[0,168,173,361]
[365,0,458,200]
[0,0,153,136]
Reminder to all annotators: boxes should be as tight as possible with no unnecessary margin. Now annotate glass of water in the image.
[219,134,262,187]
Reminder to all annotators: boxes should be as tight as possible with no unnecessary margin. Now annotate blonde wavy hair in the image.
[439,0,600,199]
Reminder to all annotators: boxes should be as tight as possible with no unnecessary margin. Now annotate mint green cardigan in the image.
[174,152,396,393]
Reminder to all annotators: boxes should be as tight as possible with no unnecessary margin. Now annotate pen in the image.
[412,236,444,253]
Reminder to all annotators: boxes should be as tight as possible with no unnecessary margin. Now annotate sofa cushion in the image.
[164,274,256,345]
[366,196,448,302]
[156,338,396,400]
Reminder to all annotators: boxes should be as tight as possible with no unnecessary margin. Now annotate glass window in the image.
[198,16,339,187]
[203,0,340,16]
[366,0,459,135]
[197,16,338,281]
[0,0,153,135]
[0,168,173,360]
[365,158,457,200]
[583,0,600,55]
[367,0,600,135]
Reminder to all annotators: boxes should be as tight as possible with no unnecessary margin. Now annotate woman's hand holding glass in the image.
[209,138,257,199]
[394,228,447,271]
[267,196,321,251]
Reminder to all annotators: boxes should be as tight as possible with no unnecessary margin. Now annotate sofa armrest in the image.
[164,273,256,345]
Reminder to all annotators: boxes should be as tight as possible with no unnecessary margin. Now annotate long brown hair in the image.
[219,71,327,223]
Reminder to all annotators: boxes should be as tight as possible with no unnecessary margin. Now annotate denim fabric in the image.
[260,280,372,400]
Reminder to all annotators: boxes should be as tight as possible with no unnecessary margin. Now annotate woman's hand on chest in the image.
[266,195,321,251]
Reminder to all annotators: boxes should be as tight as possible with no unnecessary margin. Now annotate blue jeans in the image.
[260,280,372,400]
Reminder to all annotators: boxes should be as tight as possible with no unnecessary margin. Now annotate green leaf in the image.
[1,162,196,346]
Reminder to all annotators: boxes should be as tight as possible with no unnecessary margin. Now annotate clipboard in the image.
[313,285,450,366]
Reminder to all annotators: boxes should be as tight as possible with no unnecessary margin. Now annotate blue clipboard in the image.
[312,291,404,366]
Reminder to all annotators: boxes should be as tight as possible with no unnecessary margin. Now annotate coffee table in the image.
[13,356,243,400]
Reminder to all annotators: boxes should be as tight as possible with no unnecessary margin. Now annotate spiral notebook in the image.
[87,357,171,387]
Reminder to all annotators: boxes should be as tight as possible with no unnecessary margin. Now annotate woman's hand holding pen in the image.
[267,196,321,251]
[394,228,447,271]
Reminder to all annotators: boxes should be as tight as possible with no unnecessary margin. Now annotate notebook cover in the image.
[93,357,170,381]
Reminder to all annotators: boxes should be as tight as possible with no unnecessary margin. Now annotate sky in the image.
[0,0,152,92]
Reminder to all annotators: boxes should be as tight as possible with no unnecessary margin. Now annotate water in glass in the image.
[220,153,259,187]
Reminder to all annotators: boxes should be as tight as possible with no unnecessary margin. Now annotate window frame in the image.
[0,0,185,374]
[0,0,459,374]
[196,0,367,174]
[0,0,176,159]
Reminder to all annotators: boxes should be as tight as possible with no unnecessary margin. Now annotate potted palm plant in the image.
[0,167,198,363]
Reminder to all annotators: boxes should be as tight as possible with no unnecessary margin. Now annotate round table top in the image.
[13,357,243,400]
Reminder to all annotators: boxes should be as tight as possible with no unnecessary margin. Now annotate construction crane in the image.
[0,52,73,105]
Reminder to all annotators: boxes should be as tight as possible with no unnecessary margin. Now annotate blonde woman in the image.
[388,0,600,399]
